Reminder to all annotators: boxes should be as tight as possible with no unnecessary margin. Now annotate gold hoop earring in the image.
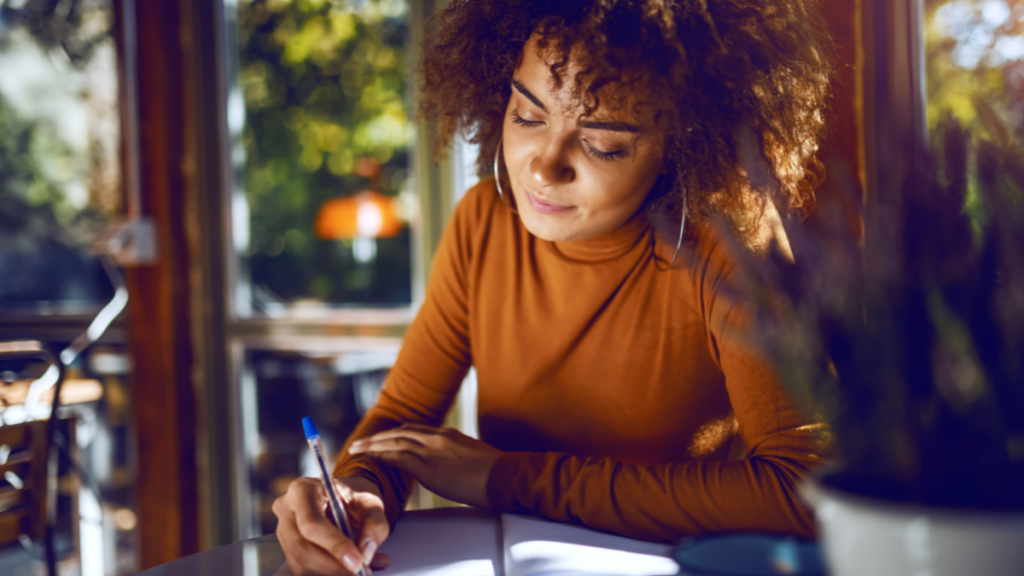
[669,188,687,267]
[493,142,517,212]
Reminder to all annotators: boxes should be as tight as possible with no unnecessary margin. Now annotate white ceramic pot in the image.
[804,477,1024,576]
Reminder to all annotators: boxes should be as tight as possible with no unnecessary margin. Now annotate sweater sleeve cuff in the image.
[334,455,405,531]
[486,451,534,513]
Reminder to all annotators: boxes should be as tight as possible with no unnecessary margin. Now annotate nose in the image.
[529,137,575,187]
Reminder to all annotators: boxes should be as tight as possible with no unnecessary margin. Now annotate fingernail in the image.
[343,553,361,573]
[361,539,378,563]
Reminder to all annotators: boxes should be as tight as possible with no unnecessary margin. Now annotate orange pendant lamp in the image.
[315,158,403,240]
[315,190,402,240]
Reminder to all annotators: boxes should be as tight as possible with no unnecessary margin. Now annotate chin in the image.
[518,211,577,242]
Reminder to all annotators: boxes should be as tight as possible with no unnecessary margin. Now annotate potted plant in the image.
[735,104,1024,576]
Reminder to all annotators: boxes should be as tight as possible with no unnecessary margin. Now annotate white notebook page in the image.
[377,508,504,576]
[501,514,678,576]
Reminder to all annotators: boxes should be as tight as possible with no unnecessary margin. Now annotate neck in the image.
[548,209,651,262]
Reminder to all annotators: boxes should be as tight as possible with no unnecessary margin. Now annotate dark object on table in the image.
[674,534,825,576]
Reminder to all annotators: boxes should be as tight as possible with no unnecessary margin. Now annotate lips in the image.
[524,188,573,215]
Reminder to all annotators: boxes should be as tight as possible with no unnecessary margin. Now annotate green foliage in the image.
[237,0,413,306]
[0,0,116,248]
[0,93,72,248]
[0,93,111,304]
[924,0,1023,138]
[0,0,113,67]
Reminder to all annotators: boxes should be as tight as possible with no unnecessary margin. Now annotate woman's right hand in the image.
[273,476,391,576]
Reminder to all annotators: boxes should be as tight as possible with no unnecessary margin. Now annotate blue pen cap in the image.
[302,417,319,440]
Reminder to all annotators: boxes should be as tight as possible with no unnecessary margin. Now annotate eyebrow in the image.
[511,79,548,113]
[577,120,641,133]
[511,79,643,134]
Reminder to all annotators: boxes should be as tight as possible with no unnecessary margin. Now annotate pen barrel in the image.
[304,423,367,576]
[307,436,356,538]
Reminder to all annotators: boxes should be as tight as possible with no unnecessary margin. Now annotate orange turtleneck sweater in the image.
[334,179,828,543]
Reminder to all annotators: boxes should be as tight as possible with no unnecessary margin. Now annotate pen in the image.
[302,417,369,576]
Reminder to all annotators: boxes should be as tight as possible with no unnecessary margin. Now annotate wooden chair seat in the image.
[0,420,49,548]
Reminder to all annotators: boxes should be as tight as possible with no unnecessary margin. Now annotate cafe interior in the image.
[0,0,1022,575]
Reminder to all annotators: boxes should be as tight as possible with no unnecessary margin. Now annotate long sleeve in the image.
[484,226,829,543]
[332,192,479,529]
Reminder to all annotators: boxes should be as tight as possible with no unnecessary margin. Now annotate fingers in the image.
[359,502,390,545]
[352,436,435,456]
[370,552,390,570]
[354,498,389,569]
[350,425,461,455]
[372,448,431,478]
[276,519,352,576]
[338,477,390,574]
[283,478,365,574]
[351,428,432,451]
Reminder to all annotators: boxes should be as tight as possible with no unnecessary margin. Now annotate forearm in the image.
[486,433,827,543]
[333,393,453,528]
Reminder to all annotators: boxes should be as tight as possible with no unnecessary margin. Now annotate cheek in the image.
[579,158,659,215]
[502,128,535,182]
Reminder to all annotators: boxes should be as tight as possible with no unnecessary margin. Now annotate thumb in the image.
[356,505,389,565]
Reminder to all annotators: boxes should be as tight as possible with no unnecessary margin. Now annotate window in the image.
[925,0,1023,136]
[231,0,416,315]
[0,1,140,574]
[0,0,120,312]
[220,0,473,539]
[924,0,1023,222]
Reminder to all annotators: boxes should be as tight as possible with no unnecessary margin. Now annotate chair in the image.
[0,341,65,576]
[0,420,49,546]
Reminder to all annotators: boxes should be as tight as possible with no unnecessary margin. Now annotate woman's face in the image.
[502,36,666,243]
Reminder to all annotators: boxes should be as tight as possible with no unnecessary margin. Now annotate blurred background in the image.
[0,0,1019,575]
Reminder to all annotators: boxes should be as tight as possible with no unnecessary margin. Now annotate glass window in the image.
[231,0,415,316]
[243,348,394,536]
[926,0,1023,134]
[925,0,1023,225]
[0,2,139,574]
[0,0,121,313]
[221,0,450,539]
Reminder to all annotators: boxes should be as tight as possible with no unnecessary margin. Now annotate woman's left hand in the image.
[348,424,504,509]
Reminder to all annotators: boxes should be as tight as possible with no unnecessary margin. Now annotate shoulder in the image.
[445,178,515,248]
[435,178,515,267]
[682,201,793,288]
[451,178,503,227]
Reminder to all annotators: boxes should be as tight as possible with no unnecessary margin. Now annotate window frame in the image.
[210,0,463,542]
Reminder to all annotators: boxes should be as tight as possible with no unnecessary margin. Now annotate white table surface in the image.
[137,507,506,576]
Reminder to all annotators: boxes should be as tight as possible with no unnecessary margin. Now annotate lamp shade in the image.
[315,190,403,239]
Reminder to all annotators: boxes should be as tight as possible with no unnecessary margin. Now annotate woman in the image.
[274,1,832,574]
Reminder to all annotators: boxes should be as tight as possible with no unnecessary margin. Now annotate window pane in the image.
[242,348,393,536]
[0,0,120,313]
[925,0,1023,226]
[926,1,1023,133]
[230,0,414,315]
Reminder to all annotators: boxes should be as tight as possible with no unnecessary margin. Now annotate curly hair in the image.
[418,0,833,236]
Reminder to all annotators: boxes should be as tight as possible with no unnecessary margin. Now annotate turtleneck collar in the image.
[546,208,652,263]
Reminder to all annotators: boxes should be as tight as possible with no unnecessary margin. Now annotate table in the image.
[137,508,508,576]
[135,507,821,576]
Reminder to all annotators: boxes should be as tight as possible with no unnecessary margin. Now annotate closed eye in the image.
[583,140,628,162]
[511,109,543,128]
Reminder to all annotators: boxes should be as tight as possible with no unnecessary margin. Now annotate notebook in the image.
[377,508,678,576]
